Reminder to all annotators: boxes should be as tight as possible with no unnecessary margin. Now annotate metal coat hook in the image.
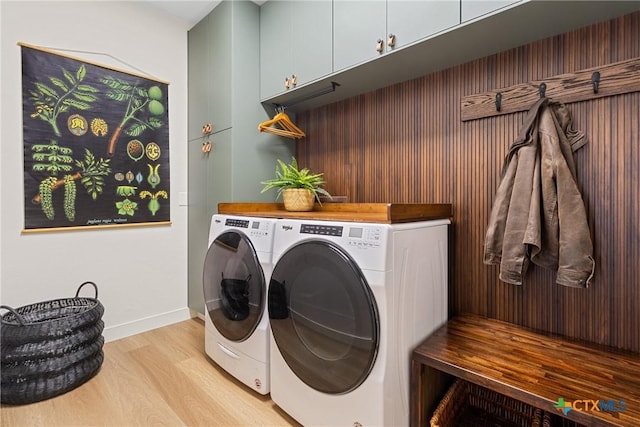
[591,71,601,93]
[539,82,547,98]
[495,92,502,112]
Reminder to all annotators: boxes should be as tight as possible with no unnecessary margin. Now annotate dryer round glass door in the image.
[203,231,266,342]
[269,240,379,394]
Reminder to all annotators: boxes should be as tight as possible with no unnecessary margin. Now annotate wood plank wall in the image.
[296,12,640,353]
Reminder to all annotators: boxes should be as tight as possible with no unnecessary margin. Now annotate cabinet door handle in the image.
[376,39,384,53]
[202,140,212,153]
[284,77,291,89]
[387,34,396,48]
[291,74,297,86]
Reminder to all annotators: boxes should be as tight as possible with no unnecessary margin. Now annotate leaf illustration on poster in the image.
[21,44,170,231]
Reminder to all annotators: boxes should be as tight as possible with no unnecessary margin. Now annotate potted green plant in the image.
[260,157,331,211]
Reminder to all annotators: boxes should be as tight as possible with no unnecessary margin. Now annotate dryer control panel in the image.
[248,220,272,238]
[225,218,250,228]
[224,218,271,238]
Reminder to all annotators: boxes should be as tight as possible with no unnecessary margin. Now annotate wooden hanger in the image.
[258,110,306,139]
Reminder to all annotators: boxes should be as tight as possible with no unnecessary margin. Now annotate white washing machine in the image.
[268,218,450,426]
[203,214,276,394]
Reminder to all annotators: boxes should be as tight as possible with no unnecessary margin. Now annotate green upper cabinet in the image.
[207,3,233,130]
[260,0,333,101]
[461,0,520,23]
[261,1,640,111]
[387,1,460,49]
[333,0,460,73]
[189,5,232,133]
[333,0,386,72]
[188,17,211,144]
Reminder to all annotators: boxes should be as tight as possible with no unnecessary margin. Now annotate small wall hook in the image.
[495,92,502,112]
[591,71,601,94]
[539,82,547,98]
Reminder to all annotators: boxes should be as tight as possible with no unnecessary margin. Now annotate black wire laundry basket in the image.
[0,281,105,405]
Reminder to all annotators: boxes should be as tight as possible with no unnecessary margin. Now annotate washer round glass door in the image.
[269,240,379,394]
[203,231,265,342]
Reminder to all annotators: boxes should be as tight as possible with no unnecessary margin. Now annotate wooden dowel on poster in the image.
[17,42,169,85]
[22,221,172,234]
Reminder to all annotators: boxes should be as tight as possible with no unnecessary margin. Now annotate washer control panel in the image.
[300,224,343,236]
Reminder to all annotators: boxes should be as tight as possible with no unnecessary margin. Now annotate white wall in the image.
[0,1,192,341]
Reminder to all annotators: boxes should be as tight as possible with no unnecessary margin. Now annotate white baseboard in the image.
[103,307,193,343]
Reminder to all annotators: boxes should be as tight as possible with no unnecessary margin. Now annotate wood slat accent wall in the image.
[296,12,640,352]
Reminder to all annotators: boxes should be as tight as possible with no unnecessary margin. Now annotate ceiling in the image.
[144,0,265,28]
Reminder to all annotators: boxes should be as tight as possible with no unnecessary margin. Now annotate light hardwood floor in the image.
[1,318,301,426]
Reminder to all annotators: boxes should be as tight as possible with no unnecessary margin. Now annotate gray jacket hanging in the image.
[484,98,595,288]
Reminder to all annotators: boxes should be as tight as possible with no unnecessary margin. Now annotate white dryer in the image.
[203,214,276,394]
[268,218,450,426]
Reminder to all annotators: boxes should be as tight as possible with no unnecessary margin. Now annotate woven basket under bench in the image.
[431,379,549,427]
[0,281,104,405]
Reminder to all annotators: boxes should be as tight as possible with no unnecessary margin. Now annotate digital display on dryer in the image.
[348,227,363,238]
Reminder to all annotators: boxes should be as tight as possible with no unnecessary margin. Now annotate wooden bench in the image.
[411,314,640,427]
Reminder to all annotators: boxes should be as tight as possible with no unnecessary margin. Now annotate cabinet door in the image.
[188,16,211,142]
[333,0,386,72]
[208,128,232,215]
[461,0,520,22]
[291,1,333,90]
[387,0,460,50]
[187,20,211,239]
[260,0,293,100]
[261,1,332,100]
[208,1,232,130]
[187,13,211,315]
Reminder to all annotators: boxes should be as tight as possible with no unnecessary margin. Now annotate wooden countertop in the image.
[412,314,640,427]
[218,203,452,224]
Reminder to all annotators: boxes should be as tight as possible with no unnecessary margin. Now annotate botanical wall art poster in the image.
[21,43,170,231]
